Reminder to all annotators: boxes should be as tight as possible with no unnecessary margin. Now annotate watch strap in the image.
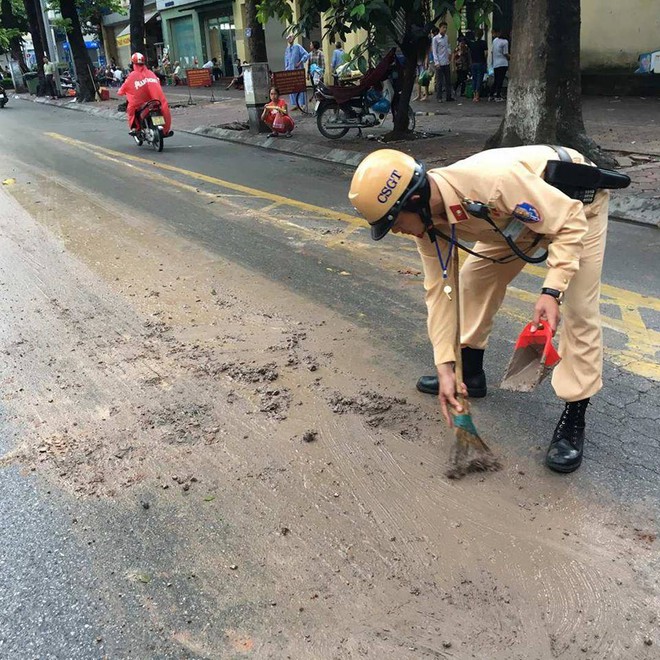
[541,287,562,301]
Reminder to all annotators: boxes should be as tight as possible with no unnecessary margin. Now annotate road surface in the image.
[0,101,658,659]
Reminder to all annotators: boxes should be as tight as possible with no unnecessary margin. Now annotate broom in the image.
[445,248,502,479]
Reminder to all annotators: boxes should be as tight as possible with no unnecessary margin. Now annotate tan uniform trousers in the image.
[460,190,609,402]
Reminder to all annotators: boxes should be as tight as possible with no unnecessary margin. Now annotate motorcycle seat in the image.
[137,99,162,114]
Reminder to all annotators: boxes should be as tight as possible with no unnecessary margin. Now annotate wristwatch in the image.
[541,287,563,304]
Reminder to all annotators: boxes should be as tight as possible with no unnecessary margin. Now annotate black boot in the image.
[545,398,589,473]
[416,348,487,398]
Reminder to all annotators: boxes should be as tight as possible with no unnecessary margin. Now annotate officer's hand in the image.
[532,294,561,334]
[437,363,467,427]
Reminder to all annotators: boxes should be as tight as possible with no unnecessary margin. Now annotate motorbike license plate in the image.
[151,115,165,126]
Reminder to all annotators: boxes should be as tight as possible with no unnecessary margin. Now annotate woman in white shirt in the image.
[490,29,509,101]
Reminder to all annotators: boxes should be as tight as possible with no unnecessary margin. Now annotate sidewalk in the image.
[19,84,660,227]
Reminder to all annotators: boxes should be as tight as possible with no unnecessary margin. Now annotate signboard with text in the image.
[271,69,306,95]
[186,68,212,88]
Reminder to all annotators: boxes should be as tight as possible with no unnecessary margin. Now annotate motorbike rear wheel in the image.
[317,104,350,140]
[151,128,163,152]
[144,122,164,152]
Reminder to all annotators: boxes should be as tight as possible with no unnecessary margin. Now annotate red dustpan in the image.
[500,323,561,392]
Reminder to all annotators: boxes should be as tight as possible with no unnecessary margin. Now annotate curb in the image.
[191,125,367,168]
[608,195,660,228]
[25,96,660,229]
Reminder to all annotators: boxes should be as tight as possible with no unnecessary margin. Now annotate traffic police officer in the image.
[348,145,612,473]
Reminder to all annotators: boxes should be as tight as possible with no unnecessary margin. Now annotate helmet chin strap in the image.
[403,173,437,243]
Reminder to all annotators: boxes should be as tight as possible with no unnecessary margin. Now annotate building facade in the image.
[101,1,164,69]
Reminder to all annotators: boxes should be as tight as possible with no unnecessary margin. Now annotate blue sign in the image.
[62,40,100,50]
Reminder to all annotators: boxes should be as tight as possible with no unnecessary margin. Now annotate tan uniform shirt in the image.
[418,145,594,366]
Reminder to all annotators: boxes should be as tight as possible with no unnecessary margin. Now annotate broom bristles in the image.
[446,416,502,480]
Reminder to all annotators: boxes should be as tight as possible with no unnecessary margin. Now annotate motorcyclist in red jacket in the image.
[118,52,172,137]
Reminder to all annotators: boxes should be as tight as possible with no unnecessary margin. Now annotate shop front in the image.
[168,14,197,68]
[158,0,241,78]
[113,10,163,68]
[201,8,238,77]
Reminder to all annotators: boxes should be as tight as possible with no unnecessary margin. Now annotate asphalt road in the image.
[0,101,658,658]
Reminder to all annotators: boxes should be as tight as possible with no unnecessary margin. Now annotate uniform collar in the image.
[428,171,470,224]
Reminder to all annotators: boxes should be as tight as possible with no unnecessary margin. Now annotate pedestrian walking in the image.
[331,42,344,85]
[348,145,628,474]
[452,38,471,97]
[284,34,309,110]
[431,23,453,102]
[413,38,432,101]
[308,40,325,92]
[490,29,510,101]
[468,28,488,102]
[43,56,57,99]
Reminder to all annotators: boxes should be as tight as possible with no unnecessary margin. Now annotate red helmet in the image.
[131,52,145,66]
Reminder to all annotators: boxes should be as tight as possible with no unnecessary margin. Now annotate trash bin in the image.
[24,72,39,95]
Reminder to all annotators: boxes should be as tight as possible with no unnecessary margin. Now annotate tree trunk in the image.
[10,35,29,73]
[22,0,46,91]
[388,14,424,139]
[59,0,97,102]
[130,0,145,58]
[244,0,268,63]
[389,52,416,137]
[485,0,616,168]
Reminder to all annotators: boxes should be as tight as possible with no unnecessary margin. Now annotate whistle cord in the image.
[434,224,456,278]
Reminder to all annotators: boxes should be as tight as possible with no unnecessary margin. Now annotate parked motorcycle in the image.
[0,84,8,108]
[132,99,167,152]
[314,48,415,140]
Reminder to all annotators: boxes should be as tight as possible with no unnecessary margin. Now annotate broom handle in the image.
[451,247,465,402]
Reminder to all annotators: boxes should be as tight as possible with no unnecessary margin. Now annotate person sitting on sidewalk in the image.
[226,59,244,90]
[261,87,294,138]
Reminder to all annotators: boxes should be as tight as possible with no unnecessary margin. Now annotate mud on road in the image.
[0,177,658,659]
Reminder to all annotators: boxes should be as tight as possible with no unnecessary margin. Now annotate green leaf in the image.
[203,495,215,502]
[455,0,465,10]
[453,12,462,31]
[350,3,366,17]
[136,573,151,584]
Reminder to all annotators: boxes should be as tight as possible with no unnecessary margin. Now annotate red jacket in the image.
[118,65,171,133]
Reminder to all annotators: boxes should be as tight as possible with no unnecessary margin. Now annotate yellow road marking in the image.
[46,132,357,223]
[45,132,660,381]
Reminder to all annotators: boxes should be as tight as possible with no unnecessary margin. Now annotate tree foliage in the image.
[47,0,124,40]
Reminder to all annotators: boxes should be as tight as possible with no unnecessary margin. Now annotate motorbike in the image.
[0,83,8,108]
[314,48,416,140]
[132,99,167,152]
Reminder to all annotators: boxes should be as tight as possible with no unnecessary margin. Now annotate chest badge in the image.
[513,202,542,223]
